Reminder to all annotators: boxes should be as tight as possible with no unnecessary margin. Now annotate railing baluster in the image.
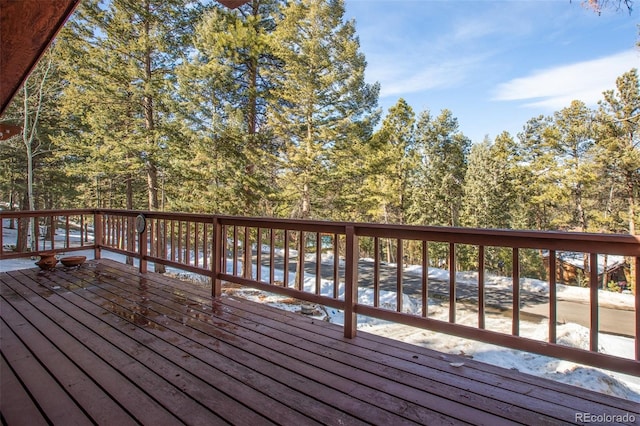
[478,245,485,329]
[315,232,321,295]
[185,221,191,266]
[512,248,520,336]
[590,253,599,352]
[52,215,56,250]
[139,216,147,274]
[194,222,199,268]
[449,242,456,323]
[127,216,134,257]
[397,238,403,313]
[284,230,290,287]
[344,225,358,338]
[232,226,238,276]
[333,233,339,299]
[422,240,428,318]
[221,225,227,274]
[256,228,262,282]
[149,220,155,260]
[635,256,639,361]
[374,237,380,308]
[269,229,275,285]
[170,220,175,262]
[178,221,183,263]
[203,223,209,270]
[80,215,84,246]
[297,231,304,291]
[112,215,117,249]
[65,216,70,249]
[549,250,557,343]
[94,212,102,259]
[106,215,110,248]
[212,217,222,297]
[244,226,250,279]
[120,215,125,250]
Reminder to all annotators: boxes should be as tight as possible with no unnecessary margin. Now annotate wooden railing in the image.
[1,209,639,375]
[0,209,96,259]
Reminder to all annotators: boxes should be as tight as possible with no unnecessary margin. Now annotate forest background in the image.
[0,0,638,283]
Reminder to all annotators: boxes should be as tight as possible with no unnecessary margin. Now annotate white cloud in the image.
[493,50,639,110]
[375,61,466,97]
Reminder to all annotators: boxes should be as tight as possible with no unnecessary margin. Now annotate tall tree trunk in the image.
[143,0,165,273]
[576,184,587,232]
[627,176,636,295]
[126,174,134,265]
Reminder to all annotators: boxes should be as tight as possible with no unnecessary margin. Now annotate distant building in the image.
[542,252,629,290]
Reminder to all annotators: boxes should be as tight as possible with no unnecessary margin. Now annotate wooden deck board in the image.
[85,265,556,425]
[1,259,638,425]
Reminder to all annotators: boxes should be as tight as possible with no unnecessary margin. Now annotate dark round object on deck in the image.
[36,256,58,270]
[60,256,86,267]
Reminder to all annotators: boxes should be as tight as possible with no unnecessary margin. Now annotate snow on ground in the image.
[1,221,639,402]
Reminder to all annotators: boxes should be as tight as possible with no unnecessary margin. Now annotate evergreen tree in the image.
[514,115,557,230]
[547,100,597,231]
[596,68,640,235]
[408,109,470,227]
[461,135,513,229]
[267,0,379,219]
[56,0,199,212]
[175,1,283,215]
[364,98,415,224]
[56,0,200,272]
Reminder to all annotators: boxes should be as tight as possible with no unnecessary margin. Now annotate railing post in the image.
[635,256,639,361]
[549,250,557,344]
[138,215,148,274]
[449,242,456,323]
[344,225,358,338]
[512,248,520,336]
[589,253,599,352]
[212,216,222,298]
[94,212,102,260]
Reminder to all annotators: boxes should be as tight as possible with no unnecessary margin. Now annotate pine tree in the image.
[408,109,470,227]
[364,98,415,224]
[56,0,199,272]
[596,68,640,235]
[56,0,198,211]
[174,1,283,215]
[596,68,639,295]
[547,100,597,232]
[461,135,514,229]
[267,0,379,219]
[513,115,557,230]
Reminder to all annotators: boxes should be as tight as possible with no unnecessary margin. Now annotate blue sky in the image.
[343,0,639,143]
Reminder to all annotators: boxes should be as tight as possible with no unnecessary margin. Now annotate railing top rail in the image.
[0,209,95,217]
[2,209,639,255]
[98,209,214,222]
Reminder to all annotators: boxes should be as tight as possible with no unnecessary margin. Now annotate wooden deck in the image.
[1,260,638,425]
